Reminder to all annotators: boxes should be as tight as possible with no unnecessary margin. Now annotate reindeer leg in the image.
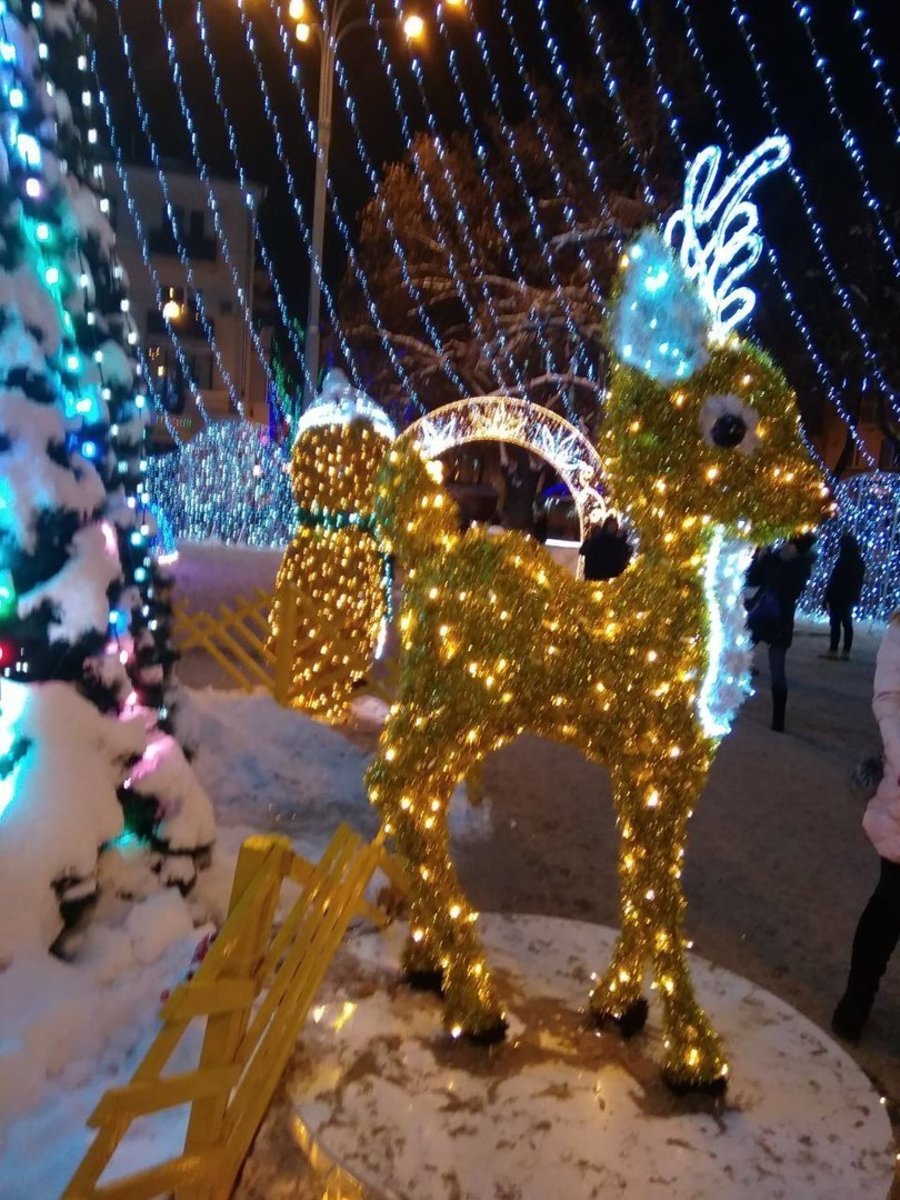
[651,822,728,1094]
[368,733,507,1042]
[589,803,652,1036]
[588,762,661,1033]
[590,758,728,1091]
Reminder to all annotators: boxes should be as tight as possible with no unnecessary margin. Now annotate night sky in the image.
[93,0,900,424]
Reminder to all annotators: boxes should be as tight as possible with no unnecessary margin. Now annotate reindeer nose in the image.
[710,413,747,448]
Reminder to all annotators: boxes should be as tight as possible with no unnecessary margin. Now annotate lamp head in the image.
[403,13,425,40]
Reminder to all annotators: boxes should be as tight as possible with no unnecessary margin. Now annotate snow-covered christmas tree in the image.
[0,0,213,961]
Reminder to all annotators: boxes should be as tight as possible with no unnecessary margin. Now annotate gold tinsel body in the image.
[269,420,389,722]
[365,334,828,1088]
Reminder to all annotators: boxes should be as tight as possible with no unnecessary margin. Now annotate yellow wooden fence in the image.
[174,589,276,694]
[63,825,406,1200]
[174,587,396,712]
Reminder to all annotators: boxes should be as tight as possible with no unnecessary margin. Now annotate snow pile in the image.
[0,264,64,354]
[63,178,117,256]
[0,686,495,1193]
[183,687,493,849]
[17,521,122,643]
[0,385,106,551]
[127,733,215,852]
[0,682,147,962]
[183,688,378,850]
[0,683,218,963]
[0,889,208,1198]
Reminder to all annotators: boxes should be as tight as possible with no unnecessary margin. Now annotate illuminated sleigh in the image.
[279,140,829,1091]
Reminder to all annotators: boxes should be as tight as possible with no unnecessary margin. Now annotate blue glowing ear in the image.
[609,229,710,386]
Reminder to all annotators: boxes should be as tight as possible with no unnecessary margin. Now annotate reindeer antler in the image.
[664,136,790,336]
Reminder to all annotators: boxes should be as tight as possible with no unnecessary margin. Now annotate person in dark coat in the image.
[533,500,549,545]
[822,533,865,660]
[579,515,632,581]
[832,614,900,1042]
[499,444,545,534]
[746,532,816,732]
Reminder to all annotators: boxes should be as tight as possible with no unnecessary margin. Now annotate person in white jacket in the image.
[832,615,900,1041]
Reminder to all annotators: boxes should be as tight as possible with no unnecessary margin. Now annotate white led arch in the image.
[400,396,607,540]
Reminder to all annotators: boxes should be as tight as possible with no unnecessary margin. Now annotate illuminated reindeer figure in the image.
[360,139,831,1092]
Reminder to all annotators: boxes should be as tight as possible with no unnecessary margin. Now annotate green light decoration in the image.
[0,683,31,823]
[0,570,15,622]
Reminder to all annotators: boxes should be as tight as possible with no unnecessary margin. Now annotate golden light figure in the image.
[269,403,392,723]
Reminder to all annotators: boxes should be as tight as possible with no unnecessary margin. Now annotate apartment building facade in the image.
[107,161,270,441]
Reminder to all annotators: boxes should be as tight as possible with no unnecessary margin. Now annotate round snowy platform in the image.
[285,914,895,1200]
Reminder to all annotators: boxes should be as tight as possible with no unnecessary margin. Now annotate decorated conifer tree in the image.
[0,0,212,961]
[39,0,180,727]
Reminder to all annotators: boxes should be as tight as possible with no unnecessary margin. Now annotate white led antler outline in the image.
[665,136,790,335]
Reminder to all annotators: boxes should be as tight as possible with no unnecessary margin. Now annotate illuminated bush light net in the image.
[359,141,828,1093]
[802,471,900,624]
[146,422,295,548]
[401,396,607,539]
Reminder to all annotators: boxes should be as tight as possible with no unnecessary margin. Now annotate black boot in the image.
[831,991,871,1043]
[771,688,787,732]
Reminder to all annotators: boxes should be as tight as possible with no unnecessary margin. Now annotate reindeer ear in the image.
[609,228,710,386]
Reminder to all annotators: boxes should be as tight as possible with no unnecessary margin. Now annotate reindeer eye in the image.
[699,393,760,456]
[711,413,748,448]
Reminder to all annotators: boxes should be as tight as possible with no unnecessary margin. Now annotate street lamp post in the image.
[290,0,432,408]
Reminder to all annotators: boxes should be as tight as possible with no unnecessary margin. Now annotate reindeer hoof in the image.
[662,1069,728,1098]
[405,968,444,995]
[463,1017,508,1046]
[592,997,649,1039]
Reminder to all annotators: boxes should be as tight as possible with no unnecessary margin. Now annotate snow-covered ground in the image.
[1,539,898,1197]
[243,914,895,1200]
[0,685,486,1199]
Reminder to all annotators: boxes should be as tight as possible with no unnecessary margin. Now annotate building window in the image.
[147,343,217,413]
[147,290,212,340]
[858,392,878,426]
[879,440,899,471]
[187,349,214,390]
[149,206,216,261]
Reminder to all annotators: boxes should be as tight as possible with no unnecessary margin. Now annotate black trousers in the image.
[768,644,787,690]
[828,602,853,653]
[841,857,900,1014]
